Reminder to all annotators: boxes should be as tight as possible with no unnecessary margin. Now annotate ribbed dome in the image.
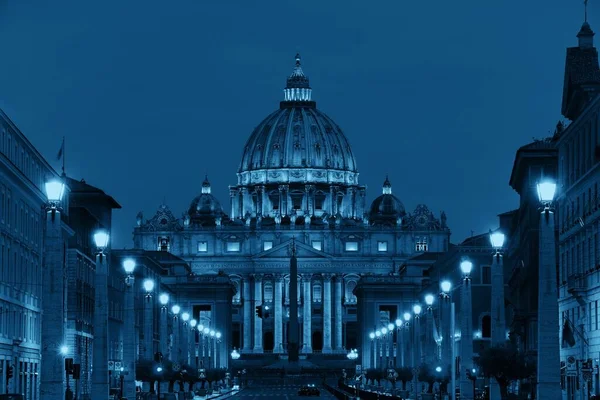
[188,177,225,222]
[369,177,405,224]
[237,54,359,186]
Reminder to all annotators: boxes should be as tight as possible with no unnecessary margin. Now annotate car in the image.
[298,384,320,396]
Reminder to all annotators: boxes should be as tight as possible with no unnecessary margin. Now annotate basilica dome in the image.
[369,177,406,225]
[187,177,225,224]
[237,54,359,186]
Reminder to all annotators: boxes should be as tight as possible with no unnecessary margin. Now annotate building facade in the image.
[556,20,600,400]
[132,55,451,366]
[0,108,63,399]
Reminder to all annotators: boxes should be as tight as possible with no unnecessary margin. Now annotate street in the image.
[230,384,337,399]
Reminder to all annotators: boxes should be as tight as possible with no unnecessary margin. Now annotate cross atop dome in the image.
[284,53,312,102]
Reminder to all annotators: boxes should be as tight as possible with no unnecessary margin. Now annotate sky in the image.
[0,0,594,248]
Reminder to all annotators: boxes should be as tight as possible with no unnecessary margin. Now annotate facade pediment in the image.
[253,240,331,260]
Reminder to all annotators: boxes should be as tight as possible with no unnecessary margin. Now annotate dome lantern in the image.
[382,175,392,195]
[202,175,211,194]
[283,53,313,103]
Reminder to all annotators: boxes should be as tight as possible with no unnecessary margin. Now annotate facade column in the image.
[40,209,67,400]
[229,189,238,219]
[301,274,312,353]
[274,275,284,353]
[253,274,263,352]
[260,185,268,216]
[92,253,109,400]
[123,277,136,400]
[334,277,343,351]
[322,274,334,353]
[242,277,252,352]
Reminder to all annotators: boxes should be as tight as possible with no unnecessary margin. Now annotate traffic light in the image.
[7,365,13,380]
[255,306,263,319]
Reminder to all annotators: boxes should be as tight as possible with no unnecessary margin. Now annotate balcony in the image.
[567,273,588,302]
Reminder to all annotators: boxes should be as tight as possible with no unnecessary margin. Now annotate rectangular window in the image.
[482,266,491,284]
[312,241,322,251]
[226,242,240,252]
[263,241,273,251]
[345,241,358,252]
[377,241,388,252]
[416,238,428,252]
[197,241,208,252]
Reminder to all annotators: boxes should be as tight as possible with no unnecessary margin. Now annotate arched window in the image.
[269,191,280,210]
[315,192,326,210]
[290,191,304,210]
[482,315,491,338]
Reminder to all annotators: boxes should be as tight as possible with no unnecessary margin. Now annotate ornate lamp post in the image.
[412,304,422,397]
[40,179,69,400]
[424,294,435,365]
[459,259,474,400]
[142,279,155,363]
[403,312,412,370]
[181,312,190,365]
[157,293,169,393]
[536,181,561,398]
[122,258,137,400]
[190,319,198,370]
[489,231,506,400]
[171,305,181,362]
[440,280,456,400]
[92,230,110,400]
[369,332,376,369]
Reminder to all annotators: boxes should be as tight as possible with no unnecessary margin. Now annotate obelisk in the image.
[288,239,300,362]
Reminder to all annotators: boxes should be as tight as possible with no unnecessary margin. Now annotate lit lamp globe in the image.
[381,327,388,335]
[403,312,411,322]
[425,294,435,306]
[159,293,169,306]
[460,260,473,276]
[375,330,381,338]
[387,323,395,331]
[93,230,110,252]
[210,330,215,337]
[181,312,190,322]
[537,181,557,204]
[395,319,402,328]
[60,345,69,356]
[45,180,65,203]
[171,304,181,315]
[231,349,240,360]
[190,319,197,329]
[216,332,222,339]
[489,231,505,250]
[440,280,452,294]
[413,304,422,316]
[203,328,210,335]
[369,332,375,340]
[198,324,204,332]
[123,258,136,275]
[143,279,155,293]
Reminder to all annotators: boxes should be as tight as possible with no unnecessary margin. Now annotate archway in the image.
[264,331,274,352]
[312,331,323,352]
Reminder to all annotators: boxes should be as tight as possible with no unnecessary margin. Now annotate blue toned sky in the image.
[0,0,593,247]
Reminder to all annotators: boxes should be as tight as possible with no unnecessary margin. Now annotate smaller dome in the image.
[369,177,406,224]
[188,177,225,223]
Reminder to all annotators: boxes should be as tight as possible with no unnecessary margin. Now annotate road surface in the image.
[230,384,337,399]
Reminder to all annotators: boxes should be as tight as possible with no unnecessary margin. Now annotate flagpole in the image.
[62,137,65,177]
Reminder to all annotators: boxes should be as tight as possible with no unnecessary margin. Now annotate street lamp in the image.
[45,180,65,219]
[93,230,110,399]
[190,319,197,329]
[123,258,136,287]
[489,230,506,400]
[143,279,155,302]
[535,180,561,398]
[172,304,181,317]
[159,293,169,309]
[440,280,452,294]
[182,312,190,326]
[122,257,137,400]
[231,349,241,360]
[460,258,475,400]
[60,345,69,356]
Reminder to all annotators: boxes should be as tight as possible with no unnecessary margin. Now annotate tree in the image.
[476,344,535,400]
[395,367,414,390]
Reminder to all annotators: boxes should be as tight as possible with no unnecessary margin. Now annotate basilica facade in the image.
[132,55,450,363]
